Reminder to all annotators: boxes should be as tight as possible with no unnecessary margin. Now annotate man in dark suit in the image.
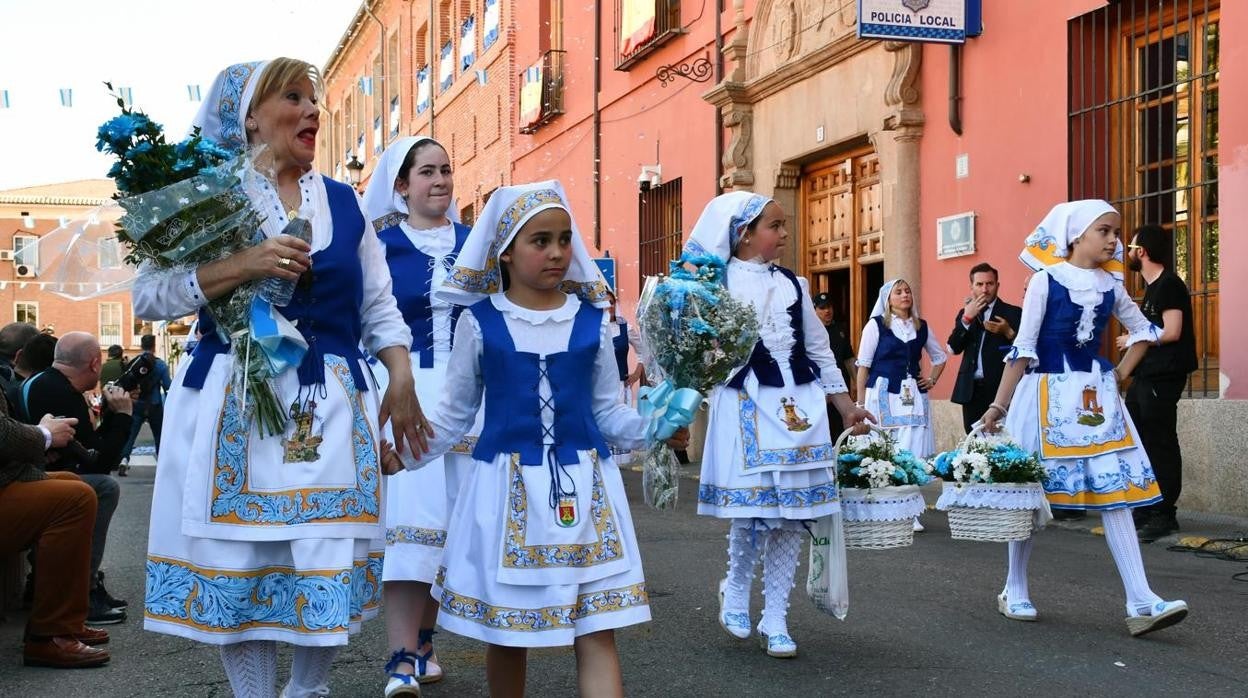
[947,263,1022,434]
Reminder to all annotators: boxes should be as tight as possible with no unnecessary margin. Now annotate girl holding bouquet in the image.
[136,59,427,698]
[361,135,476,694]
[685,192,870,658]
[980,200,1187,636]
[854,278,948,460]
[387,180,686,697]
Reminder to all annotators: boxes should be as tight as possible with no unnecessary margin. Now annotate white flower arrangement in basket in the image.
[833,425,933,550]
[932,426,1052,542]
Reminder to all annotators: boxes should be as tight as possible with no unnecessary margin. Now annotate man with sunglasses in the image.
[1117,225,1198,543]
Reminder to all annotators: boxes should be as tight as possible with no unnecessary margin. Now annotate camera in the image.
[59,439,99,470]
[113,352,155,393]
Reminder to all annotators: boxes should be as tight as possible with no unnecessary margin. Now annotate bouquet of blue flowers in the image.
[97,85,288,437]
[930,430,1045,485]
[635,253,760,509]
[933,428,1050,542]
[836,431,933,489]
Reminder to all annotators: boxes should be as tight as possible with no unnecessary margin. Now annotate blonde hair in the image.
[248,57,323,118]
[883,281,921,329]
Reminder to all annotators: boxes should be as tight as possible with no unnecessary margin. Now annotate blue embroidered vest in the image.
[1034,273,1114,374]
[378,222,471,368]
[471,298,610,466]
[613,319,630,381]
[727,265,818,389]
[185,177,370,391]
[867,316,928,394]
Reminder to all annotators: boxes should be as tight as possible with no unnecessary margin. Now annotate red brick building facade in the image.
[318,0,513,222]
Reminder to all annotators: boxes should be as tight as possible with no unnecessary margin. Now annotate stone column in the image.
[881,41,925,286]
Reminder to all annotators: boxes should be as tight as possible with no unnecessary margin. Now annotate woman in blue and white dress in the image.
[136,59,426,698]
[980,200,1188,636]
[361,135,479,694]
[854,278,948,460]
[688,192,870,659]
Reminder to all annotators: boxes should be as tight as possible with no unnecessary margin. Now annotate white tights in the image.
[220,641,341,698]
[723,519,804,636]
[1004,508,1164,615]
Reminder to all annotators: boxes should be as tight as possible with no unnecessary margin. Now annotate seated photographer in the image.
[18,332,132,626]
[0,395,110,668]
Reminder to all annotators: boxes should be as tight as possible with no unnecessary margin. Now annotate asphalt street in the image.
[3,465,1246,697]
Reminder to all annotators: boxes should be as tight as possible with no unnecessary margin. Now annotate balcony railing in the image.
[615,0,682,70]
[518,50,566,134]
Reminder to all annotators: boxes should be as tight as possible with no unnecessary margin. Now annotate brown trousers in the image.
[0,472,96,637]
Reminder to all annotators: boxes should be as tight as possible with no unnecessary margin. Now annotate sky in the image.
[0,0,362,191]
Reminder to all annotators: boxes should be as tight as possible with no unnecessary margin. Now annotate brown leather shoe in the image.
[73,626,110,646]
[23,636,110,668]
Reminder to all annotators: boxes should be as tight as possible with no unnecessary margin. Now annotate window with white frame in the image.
[13,235,37,268]
[99,302,124,346]
[14,302,38,326]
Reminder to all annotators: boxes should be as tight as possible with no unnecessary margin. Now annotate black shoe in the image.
[94,572,127,610]
[1052,509,1087,521]
[1133,508,1152,530]
[87,595,126,625]
[117,464,128,477]
[1138,514,1180,544]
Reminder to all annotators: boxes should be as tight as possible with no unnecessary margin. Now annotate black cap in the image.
[813,292,832,308]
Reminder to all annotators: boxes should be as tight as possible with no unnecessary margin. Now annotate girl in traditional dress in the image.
[385,180,686,697]
[686,192,869,659]
[980,200,1188,636]
[137,59,427,698]
[361,135,476,695]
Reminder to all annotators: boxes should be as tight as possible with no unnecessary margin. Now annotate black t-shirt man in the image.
[1133,269,1198,379]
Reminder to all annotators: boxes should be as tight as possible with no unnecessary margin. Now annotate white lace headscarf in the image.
[682,191,773,264]
[1020,199,1125,280]
[438,180,610,308]
[189,61,268,154]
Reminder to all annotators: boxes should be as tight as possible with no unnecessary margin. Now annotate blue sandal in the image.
[384,648,422,697]
[413,628,444,684]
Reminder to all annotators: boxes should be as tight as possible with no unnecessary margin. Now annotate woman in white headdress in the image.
[979,200,1187,636]
[854,279,948,455]
[361,135,478,694]
[686,192,870,659]
[134,59,427,698]
[387,180,684,696]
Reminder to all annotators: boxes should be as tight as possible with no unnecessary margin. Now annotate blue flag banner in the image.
[461,16,477,71]
[59,88,72,107]
[484,0,500,50]
[188,84,202,101]
[594,256,617,295]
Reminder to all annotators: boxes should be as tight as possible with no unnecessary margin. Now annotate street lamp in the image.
[345,156,364,190]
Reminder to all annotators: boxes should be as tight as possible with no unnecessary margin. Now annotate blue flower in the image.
[130,141,153,156]
[932,451,954,476]
[107,161,124,178]
[688,318,717,336]
[173,158,196,172]
[99,113,142,144]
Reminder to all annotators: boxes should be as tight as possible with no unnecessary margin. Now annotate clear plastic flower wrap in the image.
[635,253,760,509]
[94,86,297,438]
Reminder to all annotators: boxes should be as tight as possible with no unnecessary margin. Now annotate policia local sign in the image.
[858,0,976,44]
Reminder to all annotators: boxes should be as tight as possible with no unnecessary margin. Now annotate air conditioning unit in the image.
[14,263,36,278]
[0,250,12,261]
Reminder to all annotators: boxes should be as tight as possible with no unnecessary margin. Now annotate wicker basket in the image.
[939,426,1046,543]
[833,427,924,550]
[946,493,1036,542]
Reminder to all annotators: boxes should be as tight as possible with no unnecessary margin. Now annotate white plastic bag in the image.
[805,513,849,619]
